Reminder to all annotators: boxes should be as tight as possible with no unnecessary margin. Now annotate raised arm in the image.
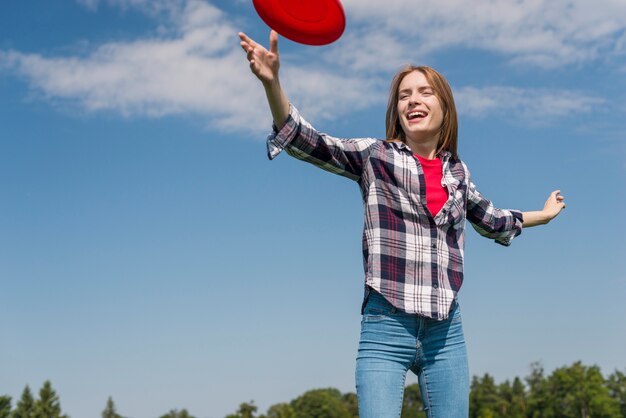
[521,190,566,227]
[239,30,377,181]
[239,30,290,130]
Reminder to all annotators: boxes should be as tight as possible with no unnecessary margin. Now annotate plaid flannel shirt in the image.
[267,105,523,320]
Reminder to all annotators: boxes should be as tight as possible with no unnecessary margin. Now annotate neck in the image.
[406,137,439,159]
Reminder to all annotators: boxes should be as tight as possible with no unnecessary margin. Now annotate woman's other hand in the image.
[522,190,566,227]
[542,189,566,221]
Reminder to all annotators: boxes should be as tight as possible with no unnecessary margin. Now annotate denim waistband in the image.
[363,287,458,318]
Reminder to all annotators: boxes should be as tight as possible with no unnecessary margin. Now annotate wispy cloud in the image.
[0,0,621,134]
[0,0,382,134]
[337,0,626,70]
[455,86,605,124]
[75,0,185,15]
[75,0,99,11]
[1,1,263,129]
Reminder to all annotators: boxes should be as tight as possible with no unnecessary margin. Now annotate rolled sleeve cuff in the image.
[494,210,524,247]
[266,104,301,160]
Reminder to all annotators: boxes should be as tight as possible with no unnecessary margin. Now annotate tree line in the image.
[2,361,625,418]
[0,382,186,418]
[226,362,626,418]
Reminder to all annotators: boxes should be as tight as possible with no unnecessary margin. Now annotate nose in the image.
[408,92,421,105]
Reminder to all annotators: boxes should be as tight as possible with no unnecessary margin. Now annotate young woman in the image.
[239,30,565,418]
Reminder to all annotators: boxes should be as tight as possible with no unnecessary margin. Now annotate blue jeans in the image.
[356,290,469,418]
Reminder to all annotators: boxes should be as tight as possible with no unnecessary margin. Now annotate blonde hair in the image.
[385,65,458,159]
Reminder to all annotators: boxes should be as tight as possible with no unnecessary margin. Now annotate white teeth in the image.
[408,111,426,119]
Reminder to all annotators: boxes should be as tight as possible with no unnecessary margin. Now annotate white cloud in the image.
[282,67,386,123]
[76,0,99,11]
[75,0,185,15]
[1,1,259,128]
[323,31,409,73]
[0,0,618,135]
[455,86,605,123]
[335,0,626,70]
[0,0,381,134]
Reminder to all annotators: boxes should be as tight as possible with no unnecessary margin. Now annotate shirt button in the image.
[432,244,437,249]
[433,283,438,289]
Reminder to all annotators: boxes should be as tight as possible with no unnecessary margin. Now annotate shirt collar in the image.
[389,140,451,161]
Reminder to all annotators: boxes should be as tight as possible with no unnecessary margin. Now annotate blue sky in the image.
[1,0,625,417]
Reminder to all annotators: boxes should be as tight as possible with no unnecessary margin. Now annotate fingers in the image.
[269,30,279,54]
[239,32,259,60]
[238,30,277,81]
[239,32,258,67]
[550,190,564,201]
[239,41,255,66]
[550,189,566,210]
[238,32,257,48]
[240,41,251,56]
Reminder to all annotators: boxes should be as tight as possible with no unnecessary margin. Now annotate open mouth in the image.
[407,110,427,121]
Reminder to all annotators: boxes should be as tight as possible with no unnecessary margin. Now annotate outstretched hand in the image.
[239,30,280,85]
[521,190,566,227]
[543,190,566,221]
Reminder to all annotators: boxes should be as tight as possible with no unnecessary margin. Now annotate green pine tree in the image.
[496,380,513,418]
[508,377,527,418]
[0,396,12,418]
[526,362,550,418]
[469,374,501,418]
[32,381,69,418]
[101,397,122,418]
[493,378,526,418]
[12,386,35,418]
[225,402,257,418]
[606,369,626,418]
[159,409,195,418]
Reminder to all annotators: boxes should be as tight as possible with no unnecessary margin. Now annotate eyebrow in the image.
[398,86,434,94]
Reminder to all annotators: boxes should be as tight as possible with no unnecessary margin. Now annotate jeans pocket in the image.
[362,307,391,323]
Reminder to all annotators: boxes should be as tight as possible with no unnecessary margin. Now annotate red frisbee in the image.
[252,0,346,46]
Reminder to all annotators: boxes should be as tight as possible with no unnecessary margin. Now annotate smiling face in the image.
[396,70,444,146]
[386,65,459,158]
